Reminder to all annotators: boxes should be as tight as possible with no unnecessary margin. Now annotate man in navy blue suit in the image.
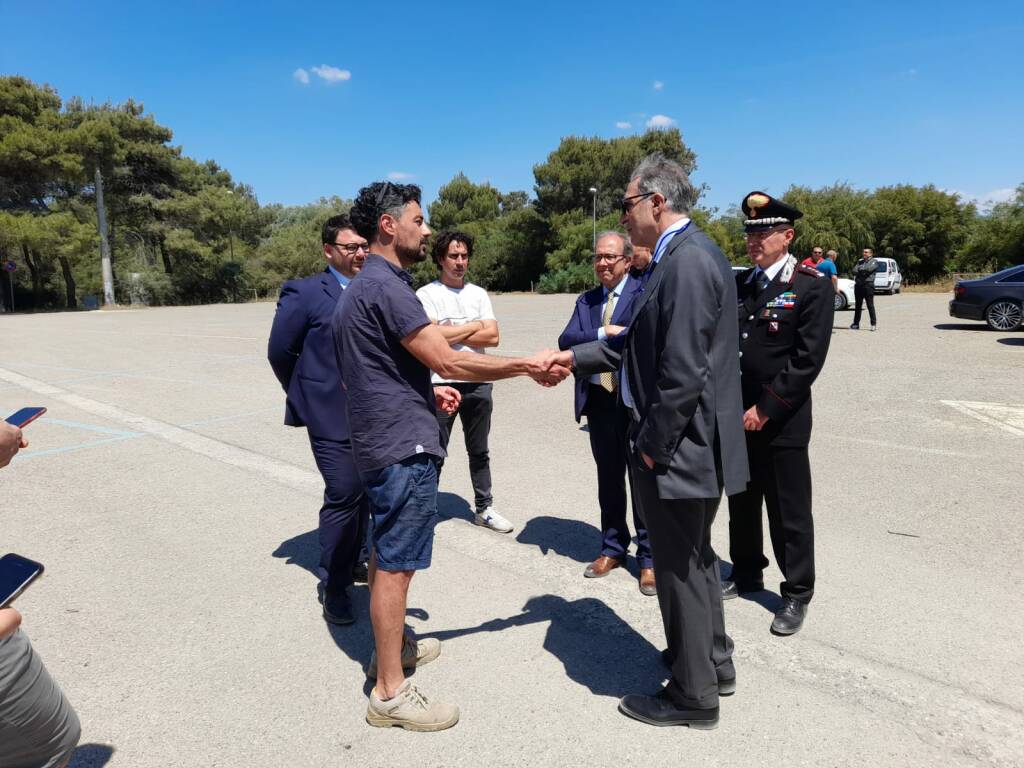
[268,214,371,626]
[557,231,654,595]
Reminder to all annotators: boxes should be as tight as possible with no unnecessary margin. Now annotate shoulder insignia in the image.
[797,265,824,278]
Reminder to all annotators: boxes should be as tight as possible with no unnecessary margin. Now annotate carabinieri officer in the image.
[725,191,834,635]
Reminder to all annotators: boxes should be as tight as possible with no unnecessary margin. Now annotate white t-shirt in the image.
[415,280,496,384]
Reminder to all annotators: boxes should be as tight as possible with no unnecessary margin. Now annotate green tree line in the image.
[2,76,1020,310]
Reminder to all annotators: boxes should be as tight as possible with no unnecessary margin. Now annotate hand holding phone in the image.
[0,553,44,609]
[0,423,26,468]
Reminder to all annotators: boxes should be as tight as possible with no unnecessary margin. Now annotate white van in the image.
[873,257,902,294]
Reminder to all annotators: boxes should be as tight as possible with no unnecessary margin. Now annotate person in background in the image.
[851,247,878,330]
[268,214,371,626]
[416,231,511,534]
[557,231,654,595]
[820,249,839,293]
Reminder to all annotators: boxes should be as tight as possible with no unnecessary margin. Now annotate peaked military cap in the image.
[742,191,803,232]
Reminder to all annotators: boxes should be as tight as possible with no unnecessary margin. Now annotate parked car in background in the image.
[834,277,855,311]
[949,265,1024,331]
[874,257,903,293]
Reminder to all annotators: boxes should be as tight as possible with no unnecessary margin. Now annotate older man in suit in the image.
[557,231,653,594]
[549,153,748,729]
[268,214,371,626]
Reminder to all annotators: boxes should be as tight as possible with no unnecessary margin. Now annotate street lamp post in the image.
[589,187,598,254]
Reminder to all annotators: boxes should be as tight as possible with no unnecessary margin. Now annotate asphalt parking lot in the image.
[1,291,1021,768]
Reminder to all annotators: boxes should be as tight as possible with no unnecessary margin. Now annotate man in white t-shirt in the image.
[416,231,512,533]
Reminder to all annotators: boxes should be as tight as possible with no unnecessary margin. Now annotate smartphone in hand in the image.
[5,407,46,428]
[0,553,44,608]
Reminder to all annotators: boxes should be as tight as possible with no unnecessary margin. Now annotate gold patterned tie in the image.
[599,292,618,392]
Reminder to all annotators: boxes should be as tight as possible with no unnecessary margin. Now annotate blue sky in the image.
[3,0,1020,214]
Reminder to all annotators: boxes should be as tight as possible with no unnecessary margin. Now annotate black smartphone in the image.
[0,553,45,608]
[5,407,46,428]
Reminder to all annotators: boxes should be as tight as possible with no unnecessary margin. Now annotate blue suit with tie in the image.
[558,275,651,568]
[268,268,368,595]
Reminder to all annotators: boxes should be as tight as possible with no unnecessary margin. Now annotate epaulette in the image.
[797,265,824,278]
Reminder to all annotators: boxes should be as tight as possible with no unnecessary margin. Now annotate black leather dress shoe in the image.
[322,589,355,626]
[770,597,807,635]
[659,650,736,696]
[619,690,719,729]
[351,561,369,584]
[721,578,764,600]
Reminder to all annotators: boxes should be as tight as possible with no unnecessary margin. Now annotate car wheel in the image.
[895,286,901,294]
[985,301,1023,331]
[833,292,847,311]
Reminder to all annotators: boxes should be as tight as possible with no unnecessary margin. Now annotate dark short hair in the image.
[431,230,474,268]
[321,214,357,245]
[349,182,422,242]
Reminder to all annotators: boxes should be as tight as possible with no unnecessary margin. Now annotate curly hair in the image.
[349,182,422,242]
[431,230,474,268]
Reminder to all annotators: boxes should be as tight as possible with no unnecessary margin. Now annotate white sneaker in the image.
[473,507,514,533]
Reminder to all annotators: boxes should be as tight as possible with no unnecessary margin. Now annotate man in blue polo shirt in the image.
[333,181,568,732]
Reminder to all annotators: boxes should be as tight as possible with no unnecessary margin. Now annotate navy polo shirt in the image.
[332,254,444,474]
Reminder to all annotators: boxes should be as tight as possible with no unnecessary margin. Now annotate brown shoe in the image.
[639,568,657,596]
[584,555,623,578]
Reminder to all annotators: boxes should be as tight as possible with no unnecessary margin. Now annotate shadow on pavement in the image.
[516,515,600,563]
[435,492,473,524]
[422,594,661,699]
[720,559,783,613]
[997,337,1024,346]
[272,528,319,578]
[933,323,990,331]
[68,743,115,767]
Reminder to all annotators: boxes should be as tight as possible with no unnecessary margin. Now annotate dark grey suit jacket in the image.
[573,223,749,500]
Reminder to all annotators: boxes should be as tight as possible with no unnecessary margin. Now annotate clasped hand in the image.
[433,385,462,415]
[526,349,573,387]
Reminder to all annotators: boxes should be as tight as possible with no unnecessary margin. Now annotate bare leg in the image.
[371,566,414,699]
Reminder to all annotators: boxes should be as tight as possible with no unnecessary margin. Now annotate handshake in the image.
[525,349,574,387]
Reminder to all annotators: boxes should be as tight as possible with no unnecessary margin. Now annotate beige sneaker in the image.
[366,634,441,679]
[366,679,460,731]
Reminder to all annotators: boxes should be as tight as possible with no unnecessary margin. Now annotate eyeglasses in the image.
[619,192,656,215]
[593,254,625,264]
[330,242,370,255]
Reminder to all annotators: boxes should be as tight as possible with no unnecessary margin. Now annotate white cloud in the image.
[293,68,310,85]
[387,171,415,181]
[645,114,676,129]
[615,121,632,129]
[311,65,352,84]
[653,80,664,91]
[979,187,1015,206]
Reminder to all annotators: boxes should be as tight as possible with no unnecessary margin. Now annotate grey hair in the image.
[630,152,698,214]
[595,230,633,259]
[825,249,838,259]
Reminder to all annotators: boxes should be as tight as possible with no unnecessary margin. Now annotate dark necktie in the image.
[756,270,770,294]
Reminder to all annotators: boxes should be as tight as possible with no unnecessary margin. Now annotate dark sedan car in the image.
[949,265,1024,330]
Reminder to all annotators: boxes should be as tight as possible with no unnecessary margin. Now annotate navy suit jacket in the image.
[268,268,349,441]
[557,276,640,422]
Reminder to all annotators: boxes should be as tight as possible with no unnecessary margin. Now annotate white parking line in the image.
[940,400,1024,438]
[0,366,320,492]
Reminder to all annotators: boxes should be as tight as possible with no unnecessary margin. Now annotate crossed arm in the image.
[432,319,500,348]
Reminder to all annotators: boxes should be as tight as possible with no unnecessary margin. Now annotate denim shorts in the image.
[362,454,439,571]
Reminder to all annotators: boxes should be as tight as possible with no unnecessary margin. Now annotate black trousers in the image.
[308,434,370,594]
[436,382,494,513]
[853,283,876,326]
[727,436,815,603]
[585,386,651,566]
[631,450,733,709]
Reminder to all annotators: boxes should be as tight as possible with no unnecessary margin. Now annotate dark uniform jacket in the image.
[573,224,749,500]
[852,257,878,286]
[736,262,834,447]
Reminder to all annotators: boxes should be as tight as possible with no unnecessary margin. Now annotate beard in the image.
[396,238,428,264]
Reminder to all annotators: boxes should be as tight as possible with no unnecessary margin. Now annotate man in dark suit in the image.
[557,231,653,594]
[268,214,370,626]
[727,192,834,635]
[550,153,748,729]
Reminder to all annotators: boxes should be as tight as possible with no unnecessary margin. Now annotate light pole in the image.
[589,187,598,254]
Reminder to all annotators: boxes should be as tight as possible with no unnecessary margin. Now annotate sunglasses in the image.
[620,192,656,215]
